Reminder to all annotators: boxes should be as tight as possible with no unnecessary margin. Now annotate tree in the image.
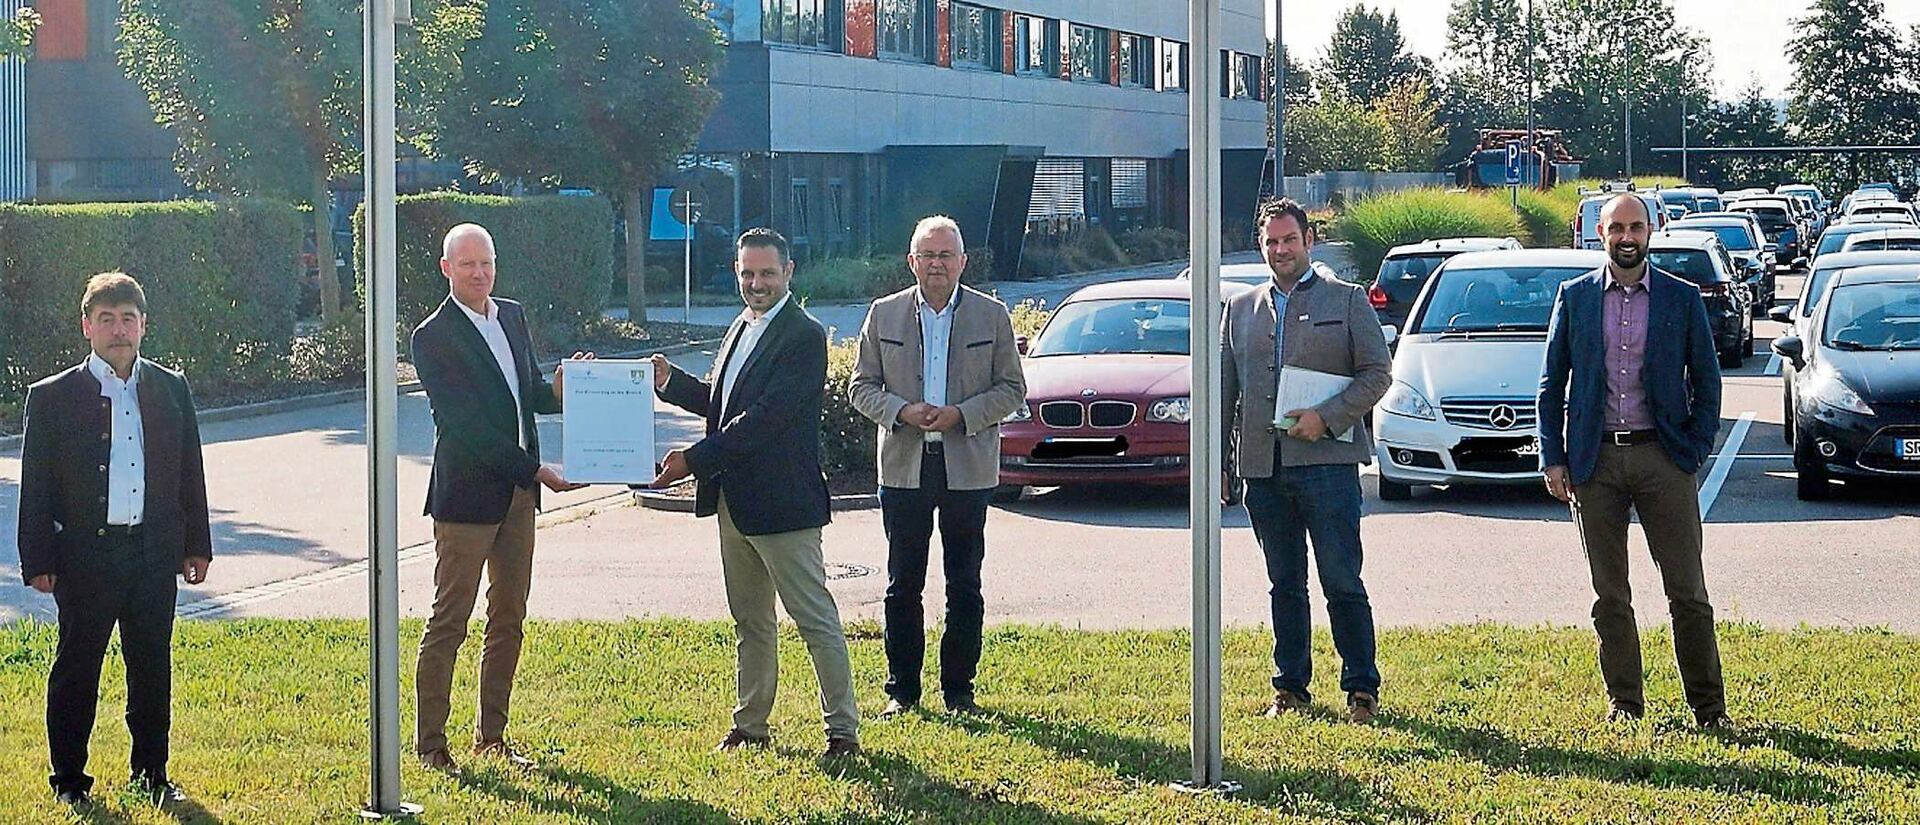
[1287,95,1387,174]
[1266,40,1315,145]
[1691,79,1787,188]
[1374,80,1444,172]
[1318,4,1430,107]
[1434,0,1535,163]
[433,0,722,323]
[1530,0,1709,177]
[1,7,40,61]
[1785,0,1919,188]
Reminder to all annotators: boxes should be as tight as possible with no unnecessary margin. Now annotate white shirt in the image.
[453,296,525,449]
[916,288,957,442]
[89,353,145,526]
[720,292,792,412]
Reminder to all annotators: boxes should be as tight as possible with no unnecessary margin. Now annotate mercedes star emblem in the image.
[1489,404,1518,430]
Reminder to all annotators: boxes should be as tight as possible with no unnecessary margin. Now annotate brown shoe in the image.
[473,739,539,770]
[715,729,771,751]
[1347,692,1379,724]
[822,737,863,759]
[1263,690,1310,718]
[417,748,459,775]
[878,699,917,719]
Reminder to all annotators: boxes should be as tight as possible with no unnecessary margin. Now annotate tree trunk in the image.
[624,186,651,324]
[312,169,342,324]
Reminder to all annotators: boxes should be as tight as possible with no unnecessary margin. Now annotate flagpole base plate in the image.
[360,802,423,819]
[1170,780,1242,797]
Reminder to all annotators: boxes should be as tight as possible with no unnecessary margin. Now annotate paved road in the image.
[12,262,1909,632]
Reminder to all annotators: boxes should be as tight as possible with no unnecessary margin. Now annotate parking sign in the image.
[1505,141,1524,186]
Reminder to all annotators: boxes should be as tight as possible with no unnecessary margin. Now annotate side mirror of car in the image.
[1771,335,1806,369]
[1767,304,1794,324]
[1016,335,1029,356]
[1380,324,1398,348]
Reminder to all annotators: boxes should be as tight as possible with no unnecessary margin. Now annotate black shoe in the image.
[879,698,917,719]
[822,737,863,759]
[715,729,771,751]
[131,775,187,804]
[1696,712,1737,731]
[54,788,90,806]
[945,696,981,716]
[1604,703,1645,724]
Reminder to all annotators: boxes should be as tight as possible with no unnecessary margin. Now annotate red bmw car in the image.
[998,279,1253,490]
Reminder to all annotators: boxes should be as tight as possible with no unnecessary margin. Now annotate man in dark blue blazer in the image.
[410,223,590,773]
[1538,193,1730,729]
[650,228,859,759]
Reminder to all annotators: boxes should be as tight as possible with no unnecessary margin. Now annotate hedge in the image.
[819,338,876,486]
[0,200,302,400]
[1331,189,1527,280]
[356,193,613,351]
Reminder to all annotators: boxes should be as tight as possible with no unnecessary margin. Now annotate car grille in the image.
[1089,401,1136,428]
[1859,426,1920,474]
[1039,401,1084,428]
[1441,398,1538,432]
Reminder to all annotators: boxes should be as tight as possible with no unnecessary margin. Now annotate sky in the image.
[1272,0,1920,100]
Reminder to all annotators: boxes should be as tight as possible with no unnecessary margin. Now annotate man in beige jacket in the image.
[849,215,1026,717]
[1222,198,1392,723]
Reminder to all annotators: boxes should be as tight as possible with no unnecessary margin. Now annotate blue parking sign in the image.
[1504,141,1524,186]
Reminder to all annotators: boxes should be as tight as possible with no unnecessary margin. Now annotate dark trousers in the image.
[48,528,179,795]
[1242,461,1380,701]
[879,448,992,705]
[1571,442,1725,720]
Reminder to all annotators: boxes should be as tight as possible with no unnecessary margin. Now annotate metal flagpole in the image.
[1177,0,1233,796]
[363,0,418,817]
[1272,0,1284,199]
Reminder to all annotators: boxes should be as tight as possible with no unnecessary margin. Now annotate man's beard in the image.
[1609,243,1645,270]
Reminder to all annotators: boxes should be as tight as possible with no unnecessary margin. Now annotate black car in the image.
[1648,233,1753,368]
[1367,237,1522,330]
[1771,264,1920,500]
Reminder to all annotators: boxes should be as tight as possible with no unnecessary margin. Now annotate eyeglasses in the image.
[909,251,961,262]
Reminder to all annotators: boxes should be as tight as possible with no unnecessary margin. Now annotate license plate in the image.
[1901,439,1920,460]
[1515,437,1541,456]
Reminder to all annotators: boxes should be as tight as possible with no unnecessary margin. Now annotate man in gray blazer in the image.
[849,215,1026,717]
[1222,198,1393,723]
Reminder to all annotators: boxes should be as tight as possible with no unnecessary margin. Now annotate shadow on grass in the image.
[69,789,224,825]
[456,763,732,823]
[811,748,1105,825]
[1383,713,1844,806]
[1728,722,1920,777]
[935,708,1431,824]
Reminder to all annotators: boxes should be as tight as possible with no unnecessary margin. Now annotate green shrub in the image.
[0,199,302,400]
[356,193,614,353]
[796,255,913,302]
[286,319,367,384]
[1117,227,1188,263]
[1332,189,1526,280]
[1513,189,1573,248]
[1009,298,1052,341]
[961,246,998,283]
[819,338,875,486]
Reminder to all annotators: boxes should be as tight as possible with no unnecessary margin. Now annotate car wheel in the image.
[1719,343,1742,369]
[1793,432,1830,501]
[989,484,1024,504]
[1377,478,1413,501]
[1781,390,1795,446]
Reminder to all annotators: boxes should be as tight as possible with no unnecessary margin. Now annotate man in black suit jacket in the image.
[16,272,211,806]
[409,223,589,773]
[650,228,860,759]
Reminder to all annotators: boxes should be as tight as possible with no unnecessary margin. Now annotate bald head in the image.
[1598,194,1649,227]
[440,223,498,312]
[1597,194,1651,275]
[443,223,495,260]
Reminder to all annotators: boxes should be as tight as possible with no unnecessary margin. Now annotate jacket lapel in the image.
[1642,274,1675,375]
[135,360,175,490]
[710,315,748,416]
[440,296,517,408]
[731,301,790,406]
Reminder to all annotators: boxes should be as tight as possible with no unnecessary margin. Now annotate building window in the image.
[763,0,844,50]
[825,179,851,241]
[1227,51,1263,100]
[1028,158,1087,222]
[1159,40,1187,92]
[1068,25,1110,83]
[1111,159,1148,209]
[951,3,1001,71]
[877,0,933,62]
[1015,15,1059,78]
[790,179,812,243]
[1118,33,1152,88]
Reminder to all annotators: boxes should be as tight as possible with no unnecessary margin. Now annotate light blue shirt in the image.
[1270,265,1316,371]
[88,353,145,526]
[917,288,957,442]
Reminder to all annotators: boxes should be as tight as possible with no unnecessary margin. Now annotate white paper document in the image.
[562,359,657,484]
[1272,366,1356,443]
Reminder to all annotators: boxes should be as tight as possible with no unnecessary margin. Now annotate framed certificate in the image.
[561,358,657,484]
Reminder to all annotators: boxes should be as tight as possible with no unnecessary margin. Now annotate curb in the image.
[0,336,725,452]
[633,489,880,513]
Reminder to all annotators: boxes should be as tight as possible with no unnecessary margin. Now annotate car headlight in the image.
[1148,397,1191,423]
[1380,381,1435,420]
[1801,364,1873,416]
[1002,403,1032,423]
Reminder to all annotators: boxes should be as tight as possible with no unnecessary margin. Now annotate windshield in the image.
[1674,224,1756,251]
[1647,250,1724,285]
[1819,229,1873,257]
[1695,196,1724,212]
[1844,236,1920,252]
[1736,207,1793,233]
[1375,253,1455,302]
[1030,298,1192,356]
[1823,283,1920,350]
[1412,266,1588,333]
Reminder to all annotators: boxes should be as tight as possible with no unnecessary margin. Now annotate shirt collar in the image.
[742,292,792,327]
[1603,267,1652,294]
[1270,264,1315,299]
[452,294,499,325]
[916,286,959,318]
[87,352,139,391]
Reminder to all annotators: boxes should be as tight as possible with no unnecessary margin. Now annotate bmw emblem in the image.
[1489,404,1518,430]
[1081,388,1098,398]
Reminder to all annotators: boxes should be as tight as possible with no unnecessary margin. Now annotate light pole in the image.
[1525,0,1535,180]
[1272,0,1284,199]
[1617,13,1654,179]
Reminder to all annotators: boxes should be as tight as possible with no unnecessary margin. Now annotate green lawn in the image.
[1,620,1916,823]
